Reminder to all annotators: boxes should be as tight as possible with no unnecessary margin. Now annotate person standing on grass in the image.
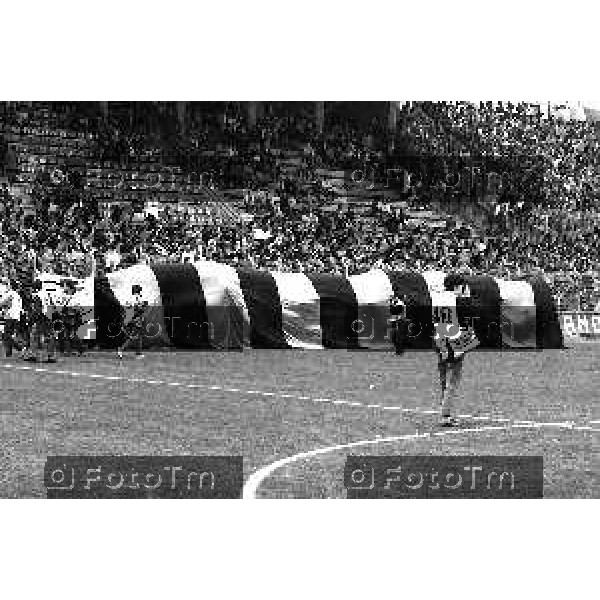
[58,304,86,356]
[117,285,148,360]
[389,293,409,355]
[0,276,25,357]
[23,282,58,363]
[433,273,480,427]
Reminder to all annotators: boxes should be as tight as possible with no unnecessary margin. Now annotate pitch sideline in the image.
[3,360,594,430]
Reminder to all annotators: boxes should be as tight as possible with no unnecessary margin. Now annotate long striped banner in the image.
[90,261,563,350]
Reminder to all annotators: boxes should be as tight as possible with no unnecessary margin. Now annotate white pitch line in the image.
[243,424,510,499]
[2,362,598,434]
[243,415,600,499]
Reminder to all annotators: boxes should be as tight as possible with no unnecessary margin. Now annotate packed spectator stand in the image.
[1,101,599,311]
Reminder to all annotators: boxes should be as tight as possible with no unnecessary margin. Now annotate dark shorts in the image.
[434,339,464,364]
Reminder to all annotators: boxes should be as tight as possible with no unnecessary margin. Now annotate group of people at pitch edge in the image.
[0,276,86,362]
[389,273,480,428]
[0,277,149,362]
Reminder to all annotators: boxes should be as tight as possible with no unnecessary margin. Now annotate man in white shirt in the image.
[0,277,24,357]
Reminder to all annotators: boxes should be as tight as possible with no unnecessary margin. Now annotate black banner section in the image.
[235,267,288,348]
[344,455,543,498]
[386,271,433,349]
[306,273,360,349]
[528,275,565,349]
[45,456,243,498]
[94,275,125,348]
[151,263,210,348]
[463,275,503,348]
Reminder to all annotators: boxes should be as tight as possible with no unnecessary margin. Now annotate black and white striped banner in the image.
[92,261,563,350]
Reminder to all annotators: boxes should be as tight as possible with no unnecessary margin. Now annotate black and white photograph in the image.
[2,98,598,499]
[1,3,598,598]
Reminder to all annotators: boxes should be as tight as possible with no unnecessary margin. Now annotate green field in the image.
[1,345,598,498]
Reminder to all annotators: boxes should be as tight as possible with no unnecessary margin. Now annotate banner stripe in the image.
[94,275,123,348]
[463,275,503,349]
[348,269,394,349]
[494,278,537,348]
[193,261,245,349]
[271,272,324,349]
[386,271,433,349]
[306,273,360,348]
[151,263,210,348]
[235,268,288,348]
[528,275,565,349]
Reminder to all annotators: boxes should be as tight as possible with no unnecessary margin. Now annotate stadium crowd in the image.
[1,101,600,310]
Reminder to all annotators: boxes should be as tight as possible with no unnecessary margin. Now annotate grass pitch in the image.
[0,345,598,498]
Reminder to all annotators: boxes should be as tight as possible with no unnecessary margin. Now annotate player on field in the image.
[389,293,409,355]
[433,273,480,427]
[117,285,148,360]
